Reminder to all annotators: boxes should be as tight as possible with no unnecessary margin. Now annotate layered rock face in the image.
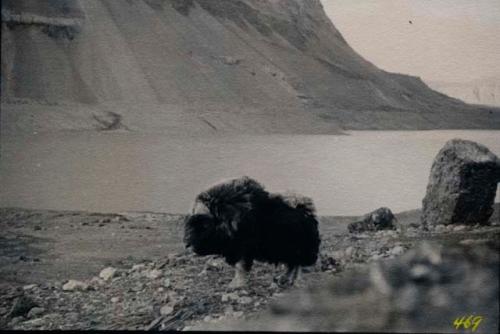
[422,139,500,227]
[2,0,500,133]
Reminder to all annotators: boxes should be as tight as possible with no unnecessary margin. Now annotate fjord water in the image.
[1,131,499,216]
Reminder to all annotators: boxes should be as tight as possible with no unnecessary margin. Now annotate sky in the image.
[321,0,500,83]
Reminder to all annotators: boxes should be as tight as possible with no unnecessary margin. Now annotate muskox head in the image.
[184,200,230,256]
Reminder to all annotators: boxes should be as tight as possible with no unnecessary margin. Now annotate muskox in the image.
[184,176,321,288]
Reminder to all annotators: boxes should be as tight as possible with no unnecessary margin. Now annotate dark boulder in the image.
[422,139,500,227]
[348,207,396,233]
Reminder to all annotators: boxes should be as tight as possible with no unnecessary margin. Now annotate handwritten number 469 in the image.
[454,315,483,331]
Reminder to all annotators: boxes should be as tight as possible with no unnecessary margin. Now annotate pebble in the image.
[131,264,146,272]
[233,311,244,318]
[163,278,171,288]
[27,307,45,318]
[99,267,117,281]
[144,269,163,279]
[111,297,120,303]
[221,292,239,302]
[62,280,89,291]
[160,305,174,316]
[434,225,446,233]
[23,284,37,291]
[238,296,252,304]
[390,246,405,256]
[453,225,467,232]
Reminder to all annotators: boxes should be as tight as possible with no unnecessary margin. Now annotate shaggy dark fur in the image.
[184,177,321,279]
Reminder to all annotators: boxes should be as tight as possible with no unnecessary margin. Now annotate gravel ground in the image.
[0,206,499,330]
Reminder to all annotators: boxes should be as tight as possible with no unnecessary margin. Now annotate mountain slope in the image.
[1,0,499,134]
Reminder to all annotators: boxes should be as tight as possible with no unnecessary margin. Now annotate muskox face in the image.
[184,201,229,256]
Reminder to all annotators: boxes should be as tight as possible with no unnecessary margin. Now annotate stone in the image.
[221,292,239,302]
[131,264,146,272]
[62,280,89,291]
[160,305,174,316]
[390,245,405,256]
[22,284,37,291]
[422,139,500,227]
[9,296,37,318]
[452,225,467,232]
[238,296,252,304]
[163,278,171,288]
[348,207,397,233]
[27,307,45,318]
[111,297,120,303]
[144,269,163,279]
[99,267,117,281]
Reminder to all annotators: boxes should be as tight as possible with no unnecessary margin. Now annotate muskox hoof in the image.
[274,265,302,287]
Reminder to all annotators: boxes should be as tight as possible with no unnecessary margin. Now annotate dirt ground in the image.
[0,206,499,330]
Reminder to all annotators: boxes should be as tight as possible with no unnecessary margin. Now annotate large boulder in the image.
[422,139,500,227]
[348,207,396,233]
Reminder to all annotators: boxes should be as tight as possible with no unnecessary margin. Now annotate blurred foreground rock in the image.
[204,240,499,332]
[422,139,500,227]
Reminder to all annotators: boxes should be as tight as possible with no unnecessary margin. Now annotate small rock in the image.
[238,296,252,305]
[34,226,42,231]
[453,225,467,232]
[434,224,446,232]
[131,264,146,272]
[27,307,45,318]
[203,315,213,322]
[390,246,405,256]
[111,297,120,303]
[23,284,37,291]
[163,278,171,288]
[221,293,239,302]
[233,311,244,318]
[144,269,163,279]
[99,267,117,281]
[160,305,174,316]
[62,280,89,291]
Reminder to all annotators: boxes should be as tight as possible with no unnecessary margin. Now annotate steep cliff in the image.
[2,0,499,133]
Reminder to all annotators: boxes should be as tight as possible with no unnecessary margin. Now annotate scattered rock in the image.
[160,305,174,316]
[422,139,500,227]
[27,307,45,318]
[111,297,120,303]
[348,207,397,233]
[62,280,89,291]
[163,278,171,288]
[131,264,146,272]
[144,269,163,279]
[99,267,117,281]
[221,293,239,303]
[452,225,467,232]
[22,284,37,291]
[238,296,252,305]
[389,245,405,256]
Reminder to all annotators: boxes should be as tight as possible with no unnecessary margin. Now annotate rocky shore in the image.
[1,205,498,330]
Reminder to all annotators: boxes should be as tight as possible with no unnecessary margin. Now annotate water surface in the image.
[1,130,499,216]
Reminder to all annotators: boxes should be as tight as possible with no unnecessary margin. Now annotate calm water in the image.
[1,131,499,216]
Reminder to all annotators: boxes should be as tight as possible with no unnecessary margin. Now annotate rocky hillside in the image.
[2,0,499,133]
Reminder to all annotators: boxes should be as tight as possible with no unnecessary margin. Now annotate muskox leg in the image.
[228,260,251,288]
[275,265,301,286]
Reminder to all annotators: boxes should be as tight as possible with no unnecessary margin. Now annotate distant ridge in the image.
[2,0,499,134]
